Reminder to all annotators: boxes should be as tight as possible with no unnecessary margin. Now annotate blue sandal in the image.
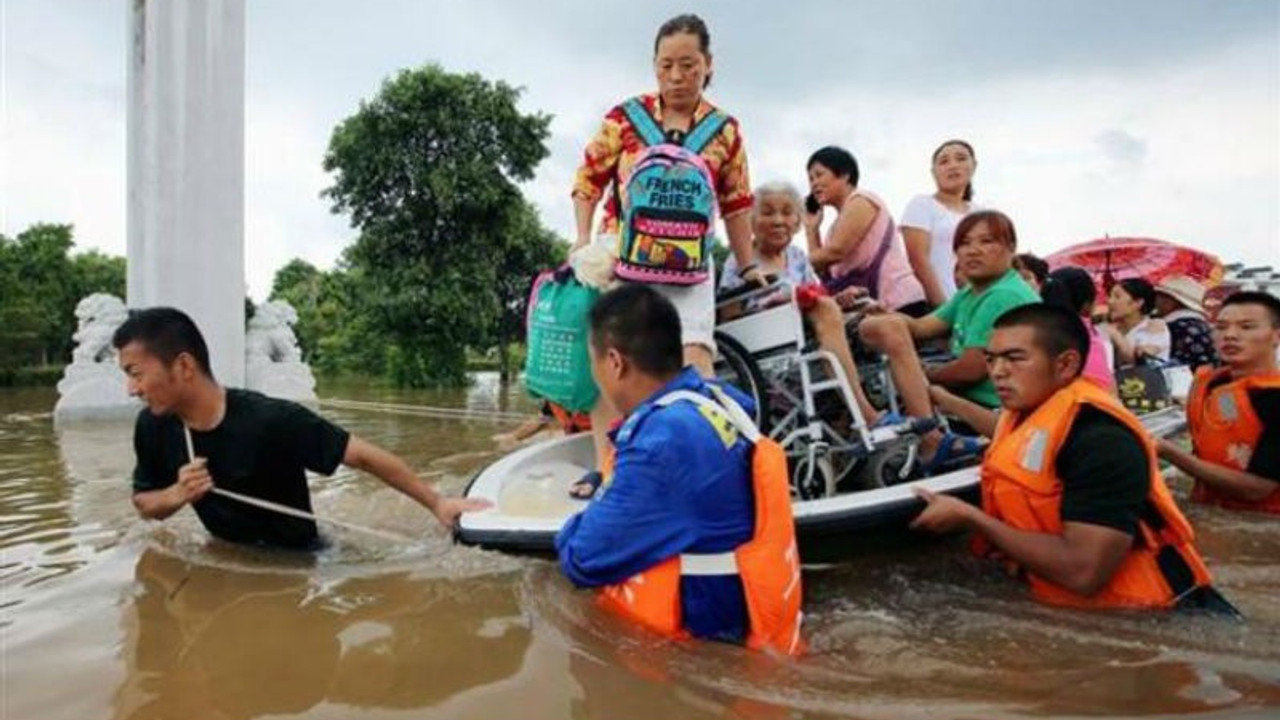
[569,470,604,500]
[920,432,986,476]
[870,411,907,430]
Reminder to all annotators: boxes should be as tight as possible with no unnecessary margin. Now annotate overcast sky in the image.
[2,0,1278,300]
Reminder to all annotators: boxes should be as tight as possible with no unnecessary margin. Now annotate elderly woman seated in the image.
[720,181,887,426]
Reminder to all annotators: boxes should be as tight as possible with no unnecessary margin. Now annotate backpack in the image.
[524,267,600,413]
[615,97,728,285]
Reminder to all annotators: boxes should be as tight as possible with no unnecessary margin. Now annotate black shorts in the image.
[897,300,933,319]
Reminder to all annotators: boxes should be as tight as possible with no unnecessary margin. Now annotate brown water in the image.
[2,378,1278,720]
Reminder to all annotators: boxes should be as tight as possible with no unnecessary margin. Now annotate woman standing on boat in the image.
[567,13,759,496]
[804,146,929,317]
[900,140,981,307]
[570,13,759,375]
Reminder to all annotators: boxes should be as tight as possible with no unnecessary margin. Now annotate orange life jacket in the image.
[597,387,804,656]
[979,377,1213,609]
[547,401,592,435]
[1186,366,1280,514]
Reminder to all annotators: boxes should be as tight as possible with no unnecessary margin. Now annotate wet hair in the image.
[654,14,713,88]
[751,181,803,217]
[1116,278,1158,316]
[952,209,1017,251]
[806,146,860,188]
[1041,266,1098,317]
[1221,290,1280,328]
[112,306,214,379]
[931,139,976,201]
[994,302,1090,378]
[589,284,683,376]
[1013,254,1049,288]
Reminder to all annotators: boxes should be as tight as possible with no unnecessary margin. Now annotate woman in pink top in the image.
[1043,266,1115,390]
[803,146,930,317]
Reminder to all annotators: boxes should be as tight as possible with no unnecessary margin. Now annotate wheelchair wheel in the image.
[712,331,770,432]
[855,441,915,489]
[792,451,835,500]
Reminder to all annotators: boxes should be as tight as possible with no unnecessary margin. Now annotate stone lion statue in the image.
[246,299,316,402]
[56,293,135,422]
[246,300,304,364]
[70,294,129,364]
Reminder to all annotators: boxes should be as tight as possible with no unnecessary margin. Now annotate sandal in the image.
[870,411,907,430]
[569,470,604,500]
[919,432,986,476]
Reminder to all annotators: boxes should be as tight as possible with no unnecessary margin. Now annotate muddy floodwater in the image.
[2,377,1278,720]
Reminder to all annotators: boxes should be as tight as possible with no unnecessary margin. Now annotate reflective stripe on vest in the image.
[598,386,804,655]
[1186,366,1280,514]
[980,378,1213,609]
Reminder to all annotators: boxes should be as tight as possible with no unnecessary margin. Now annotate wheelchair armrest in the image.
[714,277,787,307]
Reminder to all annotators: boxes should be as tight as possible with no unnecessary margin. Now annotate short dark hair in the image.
[588,285,683,376]
[654,14,713,88]
[806,146,860,188]
[1013,253,1049,286]
[1221,290,1280,327]
[1042,266,1098,316]
[1116,277,1158,315]
[994,302,1090,378]
[953,209,1017,251]
[112,306,214,378]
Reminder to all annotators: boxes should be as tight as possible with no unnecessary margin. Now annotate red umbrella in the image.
[1045,237,1223,297]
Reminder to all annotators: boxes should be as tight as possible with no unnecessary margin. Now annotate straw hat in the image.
[1154,275,1207,315]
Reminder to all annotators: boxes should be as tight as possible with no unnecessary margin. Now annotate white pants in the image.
[591,233,717,355]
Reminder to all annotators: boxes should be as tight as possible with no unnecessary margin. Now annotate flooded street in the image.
[2,378,1278,720]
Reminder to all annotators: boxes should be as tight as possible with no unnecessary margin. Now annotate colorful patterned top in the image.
[572,93,753,236]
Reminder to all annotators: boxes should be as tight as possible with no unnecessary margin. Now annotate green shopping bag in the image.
[525,270,600,412]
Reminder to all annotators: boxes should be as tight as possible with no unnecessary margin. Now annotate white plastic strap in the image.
[654,387,763,443]
[679,552,739,576]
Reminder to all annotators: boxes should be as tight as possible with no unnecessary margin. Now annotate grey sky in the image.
[3,0,1278,299]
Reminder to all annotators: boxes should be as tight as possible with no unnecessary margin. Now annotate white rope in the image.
[318,397,529,423]
[182,424,413,544]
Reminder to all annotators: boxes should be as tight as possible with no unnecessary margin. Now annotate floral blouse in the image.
[572,93,753,235]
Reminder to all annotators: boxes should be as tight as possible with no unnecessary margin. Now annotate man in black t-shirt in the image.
[115,307,489,549]
[1159,291,1280,514]
[911,304,1221,609]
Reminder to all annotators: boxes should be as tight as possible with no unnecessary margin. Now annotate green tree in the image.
[322,64,552,387]
[269,258,325,358]
[0,224,126,369]
[70,250,126,303]
[267,253,391,376]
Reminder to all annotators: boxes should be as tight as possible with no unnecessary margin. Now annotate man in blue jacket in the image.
[555,284,758,643]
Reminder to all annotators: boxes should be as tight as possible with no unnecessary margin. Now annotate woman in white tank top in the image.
[900,139,980,307]
[1105,277,1171,366]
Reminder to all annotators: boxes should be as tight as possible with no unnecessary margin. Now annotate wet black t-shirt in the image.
[1055,406,1152,537]
[131,389,350,549]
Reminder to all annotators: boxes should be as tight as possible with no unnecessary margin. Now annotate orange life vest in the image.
[547,401,592,435]
[1186,366,1280,514]
[597,387,804,656]
[979,377,1214,609]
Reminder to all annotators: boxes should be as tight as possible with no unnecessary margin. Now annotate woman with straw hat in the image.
[1155,275,1218,370]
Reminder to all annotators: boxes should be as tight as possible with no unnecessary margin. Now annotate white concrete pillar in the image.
[127,0,246,386]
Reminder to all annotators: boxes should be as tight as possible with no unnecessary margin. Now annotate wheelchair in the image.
[712,282,939,500]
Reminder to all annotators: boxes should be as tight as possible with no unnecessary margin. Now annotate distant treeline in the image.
[0,223,125,373]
